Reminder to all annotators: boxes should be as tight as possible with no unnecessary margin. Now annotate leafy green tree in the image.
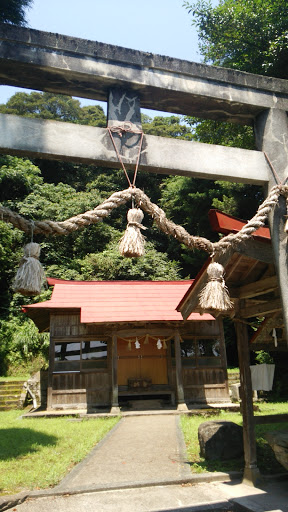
[183,0,288,78]
[142,114,193,140]
[0,155,42,202]
[185,117,254,150]
[0,0,33,25]
[79,105,106,127]
[77,242,181,281]
[0,92,83,122]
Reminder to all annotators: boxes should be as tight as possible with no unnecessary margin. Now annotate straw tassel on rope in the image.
[198,262,233,313]
[13,242,45,296]
[119,208,146,258]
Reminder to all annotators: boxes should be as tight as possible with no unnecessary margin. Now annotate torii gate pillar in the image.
[255,108,288,342]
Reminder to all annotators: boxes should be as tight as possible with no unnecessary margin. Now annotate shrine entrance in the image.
[117,337,168,387]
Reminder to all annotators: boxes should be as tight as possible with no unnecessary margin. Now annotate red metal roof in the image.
[208,209,271,242]
[23,279,214,324]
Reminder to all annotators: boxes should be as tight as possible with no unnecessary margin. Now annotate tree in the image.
[0,92,83,123]
[0,0,33,26]
[183,0,288,78]
[142,115,193,140]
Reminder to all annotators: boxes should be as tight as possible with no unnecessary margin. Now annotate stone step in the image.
[0,381,26,410]
[0,404,21,411]
[0,394,22,402]
[0,386,23,395]
[0,398,21,407]
[0,381,26,387]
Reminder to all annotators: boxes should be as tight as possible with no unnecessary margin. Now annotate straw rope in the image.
[0,189,132,235]
[1,184,288,255]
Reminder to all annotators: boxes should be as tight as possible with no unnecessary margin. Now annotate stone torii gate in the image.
[1,23,288,485]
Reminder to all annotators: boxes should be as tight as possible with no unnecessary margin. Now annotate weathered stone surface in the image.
[0,113,270,184]
[1,23,288,123]
[107,89,143,170]
[255,108,288,351]
[265,430,288,470]
[198,421,243,460]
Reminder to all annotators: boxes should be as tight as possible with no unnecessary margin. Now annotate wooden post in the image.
[234,317,261,486]
[174,329,188,411]
[47,333,54,409]
[110,333,120,414]
[218,319,230,398]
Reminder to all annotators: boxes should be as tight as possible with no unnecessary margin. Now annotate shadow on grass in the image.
[185,441,286,475]
[0,428,57,460]
[186,457,244,474]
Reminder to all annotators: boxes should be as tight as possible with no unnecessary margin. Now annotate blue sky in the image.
[0,0,217,115]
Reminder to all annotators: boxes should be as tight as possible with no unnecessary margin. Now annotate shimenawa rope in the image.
[2,184,288,304]
[1,184,287,252]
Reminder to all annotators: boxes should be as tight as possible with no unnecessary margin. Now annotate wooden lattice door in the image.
[117,337,168,386]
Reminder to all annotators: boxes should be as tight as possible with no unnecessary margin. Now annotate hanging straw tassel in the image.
[119,208,146,258]
[13,242,45,296]
[198,262,233,313]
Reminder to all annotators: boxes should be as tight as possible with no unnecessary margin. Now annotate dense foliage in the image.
[184,0,288,78]
[0,0,33,26]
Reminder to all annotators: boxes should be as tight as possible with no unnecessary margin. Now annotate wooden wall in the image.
[51,372,110,409]
[48,312,110,409]
[182,368,229,403]
[47,313,229,409]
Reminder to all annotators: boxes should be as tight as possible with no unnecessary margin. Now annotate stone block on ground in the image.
[265,430,288,470]
[198,420,243,460]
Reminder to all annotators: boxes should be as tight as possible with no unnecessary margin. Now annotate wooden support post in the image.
[218,319,230,398]
[111,333,120,414]
[234,317,261,486]
[255,108,288,344]
[47,334,54,410]
[174,329,188,411]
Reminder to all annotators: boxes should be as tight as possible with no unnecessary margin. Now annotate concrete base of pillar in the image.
[110,406,121,415]
[177,403,188,412]
[242,466,262,487]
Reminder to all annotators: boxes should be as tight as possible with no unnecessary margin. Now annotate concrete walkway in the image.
[57,415,191,491]
[1,413,288,511]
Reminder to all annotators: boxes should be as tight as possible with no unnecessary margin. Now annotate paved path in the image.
[6,480,288,512]
[57,415,191,491]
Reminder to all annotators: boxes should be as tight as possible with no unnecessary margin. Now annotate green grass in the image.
[0,376,29,382]
[227,367,240,374]
[254,401,288,415]
[181,403,288,475]
[0,410,119,496]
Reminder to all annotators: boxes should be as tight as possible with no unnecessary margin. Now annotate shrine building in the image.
[23,279,229,411]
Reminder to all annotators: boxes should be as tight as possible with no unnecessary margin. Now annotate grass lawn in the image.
[0,376,30,382]
[181,402,288,475]
[0,410,119,496]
